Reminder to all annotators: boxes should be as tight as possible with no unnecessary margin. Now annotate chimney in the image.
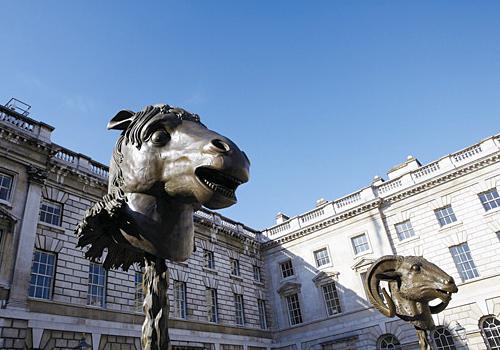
[316,198,327,207]
[386,155,421,180]
[275,212,289,224]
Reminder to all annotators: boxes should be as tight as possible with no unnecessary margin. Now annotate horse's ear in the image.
[107,110,135,130]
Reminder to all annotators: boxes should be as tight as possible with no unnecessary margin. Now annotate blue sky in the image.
[1,1,499,229]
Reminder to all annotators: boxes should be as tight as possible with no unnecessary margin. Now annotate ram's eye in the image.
[151,129,170,146]
[411,264,421,272]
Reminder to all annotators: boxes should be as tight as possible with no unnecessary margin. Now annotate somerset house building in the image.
[0,100,499,350]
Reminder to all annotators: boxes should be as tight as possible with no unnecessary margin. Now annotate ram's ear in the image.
[107,110,135,130]
[376,270,401,281]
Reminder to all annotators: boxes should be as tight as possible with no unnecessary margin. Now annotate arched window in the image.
[480,316,500,350]
[377,334,401,350]
[432,326,456,350]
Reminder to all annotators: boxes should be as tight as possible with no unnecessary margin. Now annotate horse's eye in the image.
[151,129,170,146]
[411,264,421,272]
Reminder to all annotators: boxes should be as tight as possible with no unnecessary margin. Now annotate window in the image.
[450,242,479,281]
[206,288,218,323]
[351,234,370,255]
[220,345,243,350]
[29,250,56,300]
[39,199,62,226]
[257,299,268,329]
[280,259,294,278]
[481,316,500,350]
[395,220,416,241]
[0,173,13,202]
[285,293,303,325]
[432,326,456,350]
[479,188,500,212]
[314,247,331,267]
[253,265,262,282]
[435,205,457,227]
[234,293,245,325]
[173,280,187,319]
[134,271,144,312]
[203,250,215,269]
[88,262,106,307]
[377,334,401,350]
[322,282,342,316]
[230,258,240,276]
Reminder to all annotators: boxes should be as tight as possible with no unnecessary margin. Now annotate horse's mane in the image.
[76,104,202,270]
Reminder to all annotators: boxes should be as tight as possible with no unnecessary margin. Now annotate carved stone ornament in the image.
[364,255,458,350]
[27,165,47,184]
[75,104,250,350]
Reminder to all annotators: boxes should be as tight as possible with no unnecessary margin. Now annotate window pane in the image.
[0,173,13,201]
[449,243,479,281]
[480,316,500,350]
[432,327,456,350]
[258,299,267,329]
[395,220,416,241]
[87,262,106,307]
[39,200,63,226]
[280,260,294,278]
[479,189,500,212]
[286,293,303,325]
[322,282,342,316]
[173,281,187,319]
[378,334,401,350]
[29,250,56,300]
[435,205,457,227]
[206,288,218,323]
[314,248,331,267]
[234,293,245,325]
[351,234,369,255]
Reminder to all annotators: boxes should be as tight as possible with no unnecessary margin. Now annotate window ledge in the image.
[353,250,372,259]
[483,206,500,217]
[230,274,243,281]
[253,280,264,287]
[396,235,420,245]
[0,199,13,208]
[203,267,218,275]
[38,221,65,233]
[457,275,483,286]
[438,221,463,232]
[280,275,297,283]
[316,262,334,270]
[174,261,189,267]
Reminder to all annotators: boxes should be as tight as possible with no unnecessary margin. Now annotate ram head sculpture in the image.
[365,255,458,349]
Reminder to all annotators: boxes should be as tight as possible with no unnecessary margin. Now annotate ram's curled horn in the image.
[365,255,402,318]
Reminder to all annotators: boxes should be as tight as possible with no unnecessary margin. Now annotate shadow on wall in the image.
[265,242,471,350]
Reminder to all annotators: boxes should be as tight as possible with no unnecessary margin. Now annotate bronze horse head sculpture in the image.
[365,255,458,350]
[76,104,250,349]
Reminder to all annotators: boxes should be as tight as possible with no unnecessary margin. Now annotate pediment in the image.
[277,281,301,296]
[0,205,18,224]
[351,257,376,272]
[312,271,340,286]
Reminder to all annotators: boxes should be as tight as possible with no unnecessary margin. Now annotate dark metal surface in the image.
[75,104,250,350]
[365,255,458,350]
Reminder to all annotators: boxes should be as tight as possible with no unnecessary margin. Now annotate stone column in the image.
[8,165,46,309]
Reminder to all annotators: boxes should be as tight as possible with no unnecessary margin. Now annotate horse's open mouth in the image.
[435,289,452,301]
[195,167,243,200]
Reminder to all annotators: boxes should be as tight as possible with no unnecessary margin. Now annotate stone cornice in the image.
[263,151,500,249]
[262,199,382,249]
[383,152,500,205]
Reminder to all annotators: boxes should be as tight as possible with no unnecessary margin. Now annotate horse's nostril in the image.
[211,139,230,152]
[445,278,455,285]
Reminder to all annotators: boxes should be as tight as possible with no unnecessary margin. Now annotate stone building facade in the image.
[262,134,500,350]
[0,100,499,350]
[0,102,271,350]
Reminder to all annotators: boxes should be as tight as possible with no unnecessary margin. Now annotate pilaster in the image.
[8,165,46,309]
